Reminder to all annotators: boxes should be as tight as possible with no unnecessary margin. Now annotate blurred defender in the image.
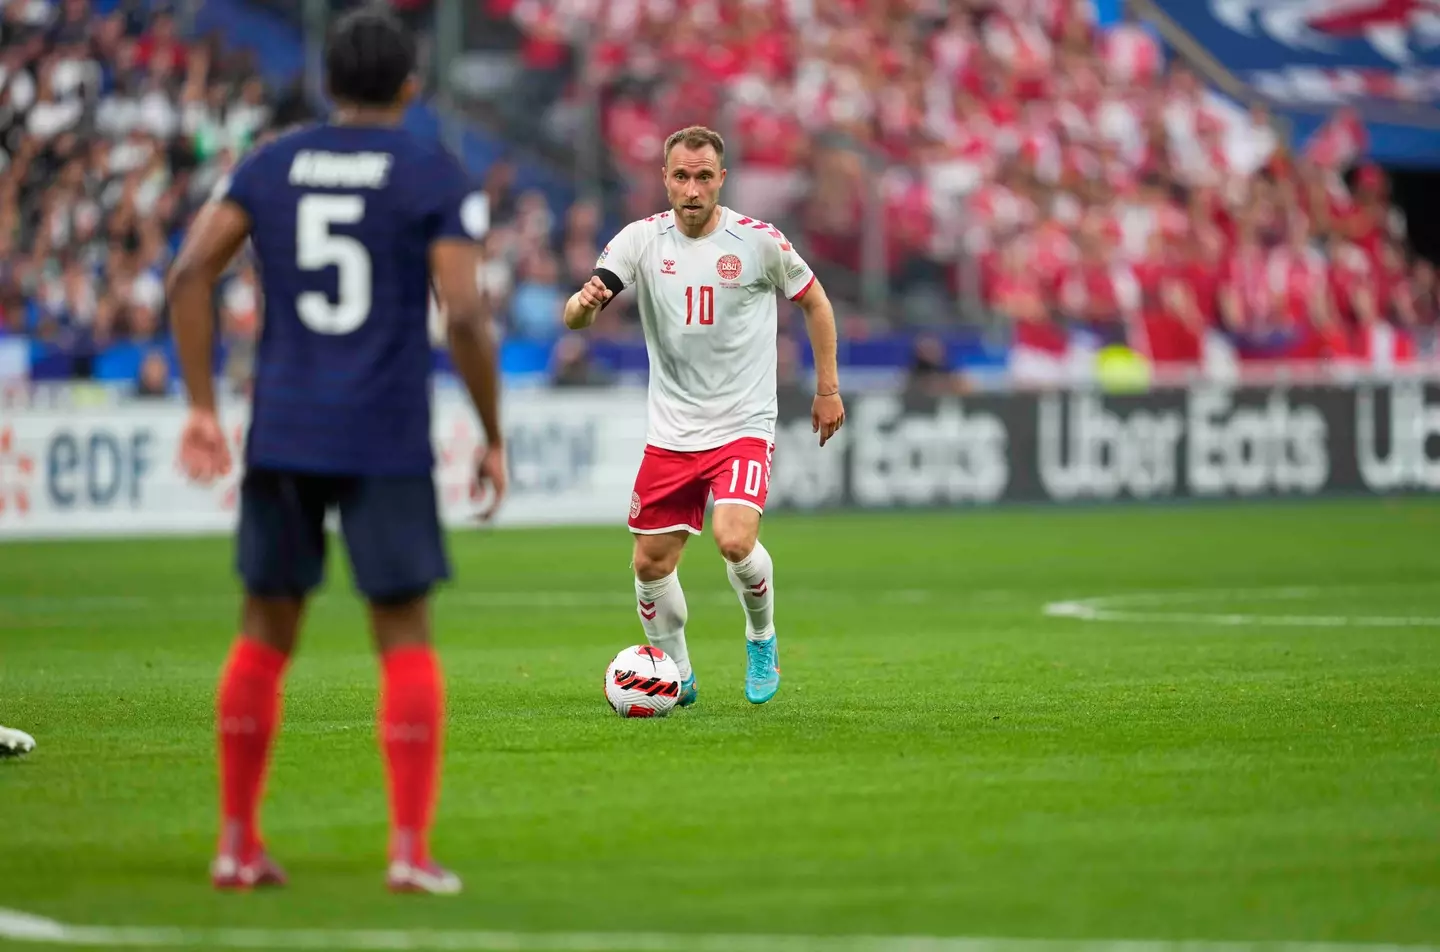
[564,126,845,707]
[166,8,504,895]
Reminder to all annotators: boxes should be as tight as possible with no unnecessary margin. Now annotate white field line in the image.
[2,909,1436,952]
[1043,585,1440,629]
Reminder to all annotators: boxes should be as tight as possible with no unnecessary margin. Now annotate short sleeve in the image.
[423,149,489,244]
[762,226,817,301]
[594,220,646,289]
[211,149,264,219]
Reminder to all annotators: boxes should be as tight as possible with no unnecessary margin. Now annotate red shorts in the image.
[629,437,773,535]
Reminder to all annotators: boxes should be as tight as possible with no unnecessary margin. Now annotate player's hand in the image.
[576,275,612,311]
[813,391,845,447]
[177,408,232,485]
[472,442,508,522]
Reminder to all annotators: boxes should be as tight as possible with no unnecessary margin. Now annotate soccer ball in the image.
[604,645,682,718]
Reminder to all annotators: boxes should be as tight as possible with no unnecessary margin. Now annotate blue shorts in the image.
[236,468,450,603]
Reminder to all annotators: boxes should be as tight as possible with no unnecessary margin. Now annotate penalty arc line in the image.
[3,910,1438,952]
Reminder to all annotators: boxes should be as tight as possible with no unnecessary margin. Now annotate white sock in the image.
[635,571,692,680]
[725,540,775,642]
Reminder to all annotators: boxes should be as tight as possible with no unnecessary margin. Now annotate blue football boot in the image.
[677,672,698,708]
[744,635,780,704]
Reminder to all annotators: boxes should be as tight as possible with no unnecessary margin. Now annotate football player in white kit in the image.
[562,126,845,707]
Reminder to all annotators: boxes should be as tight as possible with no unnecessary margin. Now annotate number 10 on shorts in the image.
[729,458,764,497]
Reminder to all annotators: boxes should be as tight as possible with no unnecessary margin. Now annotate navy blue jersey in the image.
[220,122,487,476]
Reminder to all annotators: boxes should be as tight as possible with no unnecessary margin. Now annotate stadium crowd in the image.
[0,0,295,382]
[514,0,1439,367]
[2,0,1436,390]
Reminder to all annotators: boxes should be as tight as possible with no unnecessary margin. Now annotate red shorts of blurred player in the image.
[628,437,773,536]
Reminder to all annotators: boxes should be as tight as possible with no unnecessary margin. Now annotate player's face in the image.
[664,145,725,231]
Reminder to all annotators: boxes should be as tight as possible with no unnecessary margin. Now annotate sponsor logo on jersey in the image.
[716,254,743,281]
[661,259,677,275]
[598,244,611,264]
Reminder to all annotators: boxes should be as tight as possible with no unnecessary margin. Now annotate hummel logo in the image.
[639,599,658,621]
[661,259,677,274]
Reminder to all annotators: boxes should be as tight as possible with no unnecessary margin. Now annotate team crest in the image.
[716,254,743,281]
[630,491,642,519]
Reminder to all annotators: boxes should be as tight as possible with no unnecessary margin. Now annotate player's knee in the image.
[715,529,757,564]
[241,594,305,657]
[632,543,680,582]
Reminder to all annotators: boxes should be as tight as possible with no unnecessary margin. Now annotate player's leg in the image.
[217,470,330,889]
[0,725,35,757]
[628,445,707,705]
[708,440,780,704]
[632,529,695,701]
[339,475,459,895]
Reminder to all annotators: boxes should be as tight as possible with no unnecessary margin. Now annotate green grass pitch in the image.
[2,500,1439,950]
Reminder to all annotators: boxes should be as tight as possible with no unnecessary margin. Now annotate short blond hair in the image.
[664,125,725,165]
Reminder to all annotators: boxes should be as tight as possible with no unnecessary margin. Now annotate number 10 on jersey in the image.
[685,286,714,326]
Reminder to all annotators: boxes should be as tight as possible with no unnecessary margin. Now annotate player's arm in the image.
[563,270,619,329]
[423,153,508,518]
[165,195,251,483]
[565,226,639,329]
[432,239,502,452]
[794,277,846,446]
[166,198,251,416]
[768,229,845,447]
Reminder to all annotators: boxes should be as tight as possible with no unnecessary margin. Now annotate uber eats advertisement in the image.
[767,381,1440,510]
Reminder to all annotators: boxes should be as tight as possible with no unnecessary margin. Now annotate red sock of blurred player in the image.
[216,637,289,859]
[380,645,443,865]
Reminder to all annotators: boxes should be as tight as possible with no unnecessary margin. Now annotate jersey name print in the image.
[595,206,815,452]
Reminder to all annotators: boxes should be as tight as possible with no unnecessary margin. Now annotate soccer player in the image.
[563,126,845,707]
[0,725,35,757]
[165,8,504,895]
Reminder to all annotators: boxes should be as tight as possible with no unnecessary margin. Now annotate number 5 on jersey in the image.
[296,193,371,335]
[685,285,714,326]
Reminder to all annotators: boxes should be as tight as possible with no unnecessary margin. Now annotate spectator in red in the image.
[134,11,187,75]
[1341,163,1401,267]
[995,236,1071,379]
[1132,230,1171,311]
[1219,214,1275,334]
[1379,242,1421,328]
[1143,229,1222,364]
[1327,235,1380,330]
[1409,259,1438,326]
[1266,216,1330,332]
[1058,218,1140,341]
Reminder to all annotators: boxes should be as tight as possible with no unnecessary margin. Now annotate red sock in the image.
[380,645,444,865]
[216,637,289,860]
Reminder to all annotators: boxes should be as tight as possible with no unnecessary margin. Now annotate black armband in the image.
[592,268,625,309]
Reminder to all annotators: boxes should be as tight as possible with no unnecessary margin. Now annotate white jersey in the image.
[595,206,816,452]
